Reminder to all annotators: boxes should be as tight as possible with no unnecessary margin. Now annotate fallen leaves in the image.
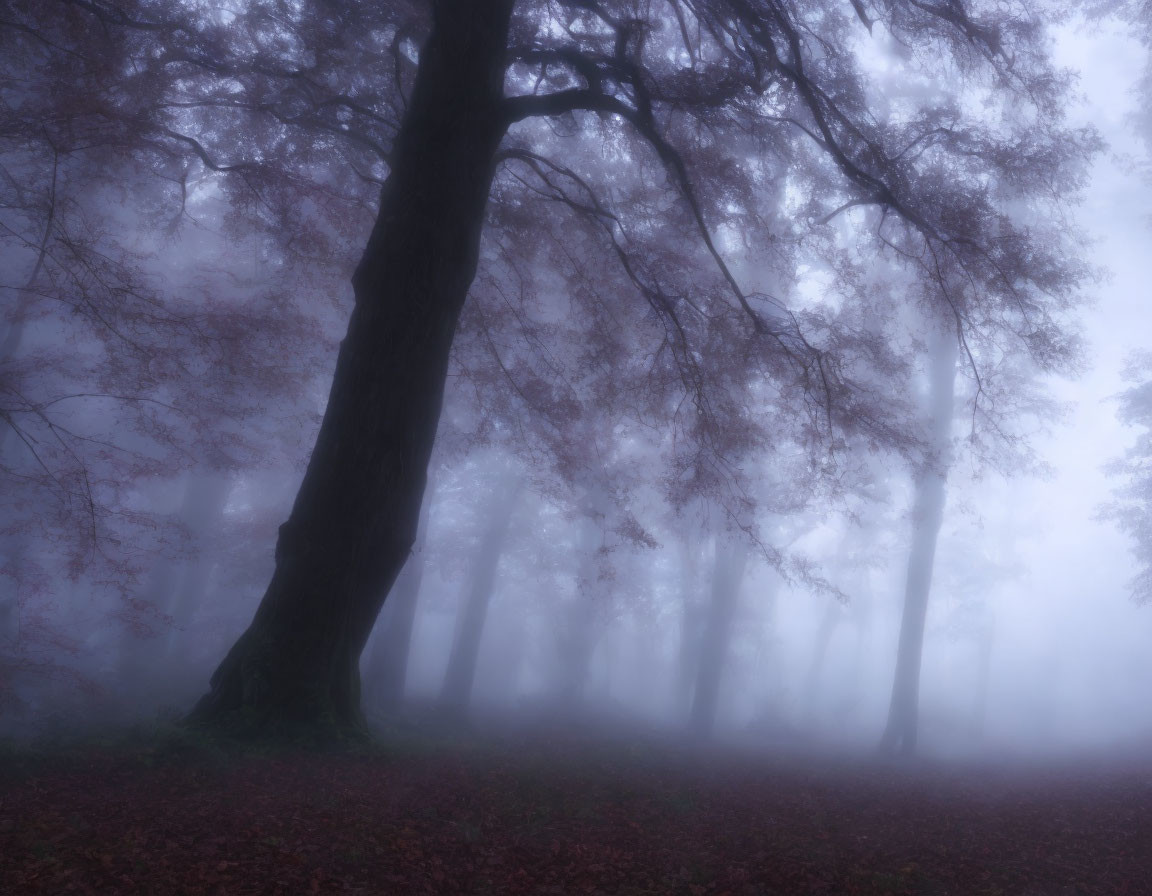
[0,732,1149,895]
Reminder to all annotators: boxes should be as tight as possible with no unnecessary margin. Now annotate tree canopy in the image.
[0,0,1103,735]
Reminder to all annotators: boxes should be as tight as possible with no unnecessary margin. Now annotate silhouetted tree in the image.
[1104,354,1152,606]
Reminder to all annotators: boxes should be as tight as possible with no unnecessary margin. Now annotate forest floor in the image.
[1,714,1149,896]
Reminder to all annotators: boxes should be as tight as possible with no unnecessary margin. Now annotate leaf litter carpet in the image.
[2,726,1149,895]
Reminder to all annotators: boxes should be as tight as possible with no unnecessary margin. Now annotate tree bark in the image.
[690,537,748,739]
[188,0,516,738]
[362,485,435,714]
[879,321,959,757]
[438,471,523,717]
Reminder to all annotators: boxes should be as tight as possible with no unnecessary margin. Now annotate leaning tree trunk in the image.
[438,471,523,718]
[690,537,748,739]
[188,0,516,738]
[879,321,959,757]
[362,484,435,714]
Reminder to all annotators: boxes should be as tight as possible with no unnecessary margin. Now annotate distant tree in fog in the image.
[689,535,749,738]
[1095,4,1152,609]
[1086,1,1152,145]
[880,309,959,756]
[1104,354,1152,606]
[438,463,524,717]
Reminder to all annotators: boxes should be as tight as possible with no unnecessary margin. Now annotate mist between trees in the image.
[2,0,1152,758]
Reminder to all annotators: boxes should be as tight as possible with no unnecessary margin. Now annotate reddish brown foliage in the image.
[1,732,1148,895]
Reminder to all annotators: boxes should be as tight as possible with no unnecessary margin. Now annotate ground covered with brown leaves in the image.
[2,721,1149,895]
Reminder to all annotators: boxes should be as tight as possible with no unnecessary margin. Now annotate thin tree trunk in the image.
[690,537,748,739]
[803,596,841,717]
[117,550,184,706]
[363,485,434,713]
[801,536,859,720]
[117,472,230,707]
[552,493,608,707]
[676,536,703,714]
[879,321,959,757]
[971,618,994,740]
[0,288,35,665]
[164,472,232,662]
[438,472,522,718]
[188,0,516,738]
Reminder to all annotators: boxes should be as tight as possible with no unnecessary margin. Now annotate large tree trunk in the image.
[188,0,516,738]
[690,537,748,739]
[362,485,435,714]
[879,322,959,757]
[438,471,523,718]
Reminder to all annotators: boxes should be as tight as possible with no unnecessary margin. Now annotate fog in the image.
[3,4,1152,775]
